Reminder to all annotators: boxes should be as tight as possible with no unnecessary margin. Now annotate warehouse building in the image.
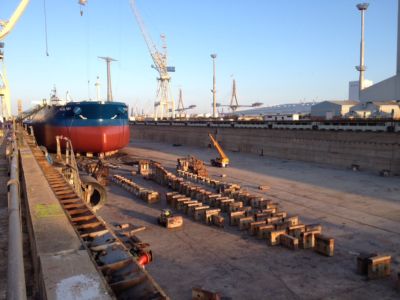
[310,100,358,119]
[347,101,400,119]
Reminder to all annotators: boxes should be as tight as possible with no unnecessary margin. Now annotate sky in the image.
[1,0,398,115]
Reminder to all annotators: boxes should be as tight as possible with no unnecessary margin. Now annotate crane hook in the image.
[78,0,87,16]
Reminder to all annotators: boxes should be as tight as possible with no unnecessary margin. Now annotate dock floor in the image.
[96,140,400,299]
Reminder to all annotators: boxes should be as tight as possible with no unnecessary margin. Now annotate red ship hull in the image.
[39,125,130,153]
[25,101,130,154]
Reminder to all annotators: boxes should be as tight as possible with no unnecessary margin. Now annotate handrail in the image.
[7,127,27,300]
[56,135,83,199]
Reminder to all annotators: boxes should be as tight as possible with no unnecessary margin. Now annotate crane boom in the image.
[0,0,30,41]
[129,0,168,77]
[208,133,229,167]
[129,0,175,120]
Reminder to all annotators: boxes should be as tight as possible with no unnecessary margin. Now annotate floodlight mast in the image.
[98,56,117,102]
[356,3,369,97]
[211,54,217,118]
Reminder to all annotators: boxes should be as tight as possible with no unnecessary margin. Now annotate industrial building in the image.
[349,80,373,101]
[236,102,314,116]
[347,101,400,119]
[310,100,359,119]
[360,1,400,102]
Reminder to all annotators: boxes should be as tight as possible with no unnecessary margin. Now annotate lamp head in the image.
[356,3,369,11]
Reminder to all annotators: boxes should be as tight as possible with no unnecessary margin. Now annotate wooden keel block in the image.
[266,203,279,210]
[287,224,306,238]
[357,253,378,275]
[238,216,254,231]
[186,203,202,216]
[257,225,275,240]
[220,199,235,212]
[192,287,221,300]
[193,206,210,221]
[267,216,284,225]
[183,201,199,214]
[258,185,269,191]
[305,223,322,233]
[315,235,334,257]
[205,209,221,224]
[229,211,246,226]
[254,213,270,222]
[176,198,193,211]
[212,197,229,208]
[261,208,276,214]
[283,215,299,226]
[211,214,224,227]
[249,221,266,236]
[272,211,287,219]
[165,192,179,204]
[267,229,287,246]
[367,255,391,280]
[280,234,299,250]
[249,196,264,208]
[299,231,315,249]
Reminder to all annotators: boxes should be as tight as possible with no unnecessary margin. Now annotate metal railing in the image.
[7,126,27,300]
[56,135,83,199]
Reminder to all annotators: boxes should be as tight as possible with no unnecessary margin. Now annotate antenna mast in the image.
[95,76,100,101]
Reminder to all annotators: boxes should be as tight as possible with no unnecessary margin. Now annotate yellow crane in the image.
[208,133,229,168]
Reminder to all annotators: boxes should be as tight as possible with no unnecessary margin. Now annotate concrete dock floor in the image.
[98,140,400,300]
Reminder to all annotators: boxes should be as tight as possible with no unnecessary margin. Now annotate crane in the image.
[0,0,86,121]
[208,133,229,168]
[130,0,175,120]
[217,79,263,114]
[0,0,30,121]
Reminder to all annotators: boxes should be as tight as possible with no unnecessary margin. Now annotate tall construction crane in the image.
[130,0,175,120]
[217,79,263,113]
[0,0,86,121]
[0,0,30,121]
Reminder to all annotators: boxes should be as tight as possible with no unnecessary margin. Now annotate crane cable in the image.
[43,0,49,56]
[84,2,92,100]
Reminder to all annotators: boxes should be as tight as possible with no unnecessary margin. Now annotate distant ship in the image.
[24,89,130,154]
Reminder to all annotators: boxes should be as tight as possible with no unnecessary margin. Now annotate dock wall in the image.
[130,125,400,175]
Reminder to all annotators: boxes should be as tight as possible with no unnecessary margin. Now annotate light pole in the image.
[356,3,369,99]
[211,53,217,118]
[99,56,117,102]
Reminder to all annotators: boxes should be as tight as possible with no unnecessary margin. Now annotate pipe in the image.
[7,132,27,300]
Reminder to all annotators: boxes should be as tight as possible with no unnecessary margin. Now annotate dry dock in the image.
[130,124,400,175]
[2,127,399,299]
[96,139,400,299]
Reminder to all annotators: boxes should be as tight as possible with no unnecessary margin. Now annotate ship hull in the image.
[26,101,130,154]
[33,124,130,153]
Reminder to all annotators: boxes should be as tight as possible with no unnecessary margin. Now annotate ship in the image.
[24,94,130,154]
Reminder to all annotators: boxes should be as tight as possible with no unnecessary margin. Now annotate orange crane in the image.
[208,133,230,167]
